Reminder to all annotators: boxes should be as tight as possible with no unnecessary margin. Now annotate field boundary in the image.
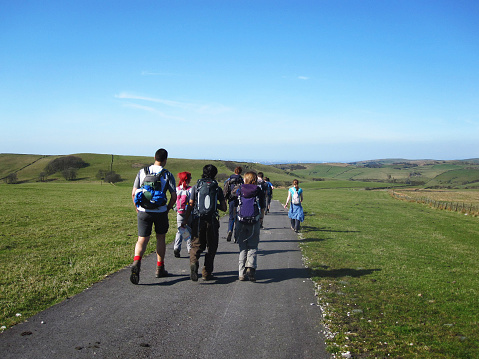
[389,189,479,217]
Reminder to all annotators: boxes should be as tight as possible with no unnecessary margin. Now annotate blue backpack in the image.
[134,167,168,209]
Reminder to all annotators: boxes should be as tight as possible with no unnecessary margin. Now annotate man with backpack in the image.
[223,166,243,242]
[264,177,274,214]
[256,172,269,228]
[130,148,177,285]
[181,164,227,281]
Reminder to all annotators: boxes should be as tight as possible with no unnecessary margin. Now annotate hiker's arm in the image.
[218,197,227,212]
[181,199,195,227]
[132,187,139,212]
[167,191,177,212]
[284,191,291,208]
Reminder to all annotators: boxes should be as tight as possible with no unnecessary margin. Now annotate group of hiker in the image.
[129,148,304,285]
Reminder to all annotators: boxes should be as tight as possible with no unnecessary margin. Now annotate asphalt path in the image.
[0,200,330,359]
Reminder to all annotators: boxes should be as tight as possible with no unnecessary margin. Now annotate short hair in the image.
[257,172,264,178]
[234,166,242,175]
[202,164,218,179]
[155,148,168,162]
[244,171,257,185]
[293,179,299,185]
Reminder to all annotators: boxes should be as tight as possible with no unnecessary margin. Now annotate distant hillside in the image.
[2,153,479,189]
[0,153,297,187]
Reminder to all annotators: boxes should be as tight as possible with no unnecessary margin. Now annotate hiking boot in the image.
[190,262,199,282]
[239,276,246,281]
[226,231,232,242]
[130,260,141,285]
[155,265,169,278]
[246,267,256,282]
[174,249,181,258]
[202,273,216,281]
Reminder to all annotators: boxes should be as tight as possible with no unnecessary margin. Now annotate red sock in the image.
[157,261,164,267]
[134,256,141,261]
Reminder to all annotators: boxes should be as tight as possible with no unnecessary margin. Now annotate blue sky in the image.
[1,0,478,163]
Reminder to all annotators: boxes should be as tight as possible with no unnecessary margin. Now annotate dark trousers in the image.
[291,218,301,232]
[190,217,219,275]
[228,200,238,233]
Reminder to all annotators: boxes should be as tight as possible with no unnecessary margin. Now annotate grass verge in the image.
[289,186,479,358]
[0,182,176,328]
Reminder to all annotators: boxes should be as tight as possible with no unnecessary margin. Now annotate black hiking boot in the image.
[155,265,169,278]
[226,231,232,242]
[174,249,181,258]
[246,267,256,282]
[130,260,141,285]
[190,262,199,282]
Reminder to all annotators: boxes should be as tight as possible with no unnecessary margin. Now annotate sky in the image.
[1,0,478,163]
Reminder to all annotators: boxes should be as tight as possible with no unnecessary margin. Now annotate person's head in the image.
[155,148,168,164]
[202,164,218,179]
[244,171,257,185]
[234,166,242,175]
[257,171,264,179]
[265,177,270,182]
[293,179,299,189]
[178,171,191,189]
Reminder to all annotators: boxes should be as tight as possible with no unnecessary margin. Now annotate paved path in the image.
[0,200,330,358]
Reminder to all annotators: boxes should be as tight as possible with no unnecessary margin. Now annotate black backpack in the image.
[223,175,243,202]
[195,178,219,218]
[135,167,168,209]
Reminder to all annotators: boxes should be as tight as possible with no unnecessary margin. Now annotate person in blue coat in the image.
[284,179,304,233]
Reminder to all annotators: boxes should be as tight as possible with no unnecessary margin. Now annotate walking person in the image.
[284,179,304,233]
[223,166,243,242]
[256,172,268,228]
[264,177,274,214]
[235,171,266,282]
[130,148,177,284]
[174,171,193,258]
[181,164,227,281]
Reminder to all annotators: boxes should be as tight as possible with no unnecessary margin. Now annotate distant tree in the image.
[45,156,88,175]
[4,173,18,184]
[104,171,122,183]
[62,168,77,181]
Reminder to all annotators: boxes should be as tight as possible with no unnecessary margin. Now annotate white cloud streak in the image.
[115,92,232,115]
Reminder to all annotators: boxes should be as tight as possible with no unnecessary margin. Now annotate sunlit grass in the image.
[279,186,479,358]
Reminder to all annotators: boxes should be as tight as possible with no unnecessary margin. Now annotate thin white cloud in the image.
[298,76,309,80]
[122,103,187,121]
[115,92,232,115]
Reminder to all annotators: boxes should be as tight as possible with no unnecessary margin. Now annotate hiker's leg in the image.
[246,221,261,269]
[153,211,169,263]
[228,201,236,232]
[174,215,184,252]
[204,219,219,275]
[236,222,248,277]
[134,236,150,257]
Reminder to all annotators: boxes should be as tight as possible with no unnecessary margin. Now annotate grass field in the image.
[2,153,479,357]
[281,186,479,358]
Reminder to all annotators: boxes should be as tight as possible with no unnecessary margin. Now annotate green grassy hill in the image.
[2,153,479,189]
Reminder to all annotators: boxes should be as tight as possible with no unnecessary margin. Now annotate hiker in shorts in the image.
[181,164,227,281]
[223,166,243,242]
[284,179,304,233]
[130,148,177,284]
[174,171,193,258]
[235,171,266,281]
[264,177,274,214]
